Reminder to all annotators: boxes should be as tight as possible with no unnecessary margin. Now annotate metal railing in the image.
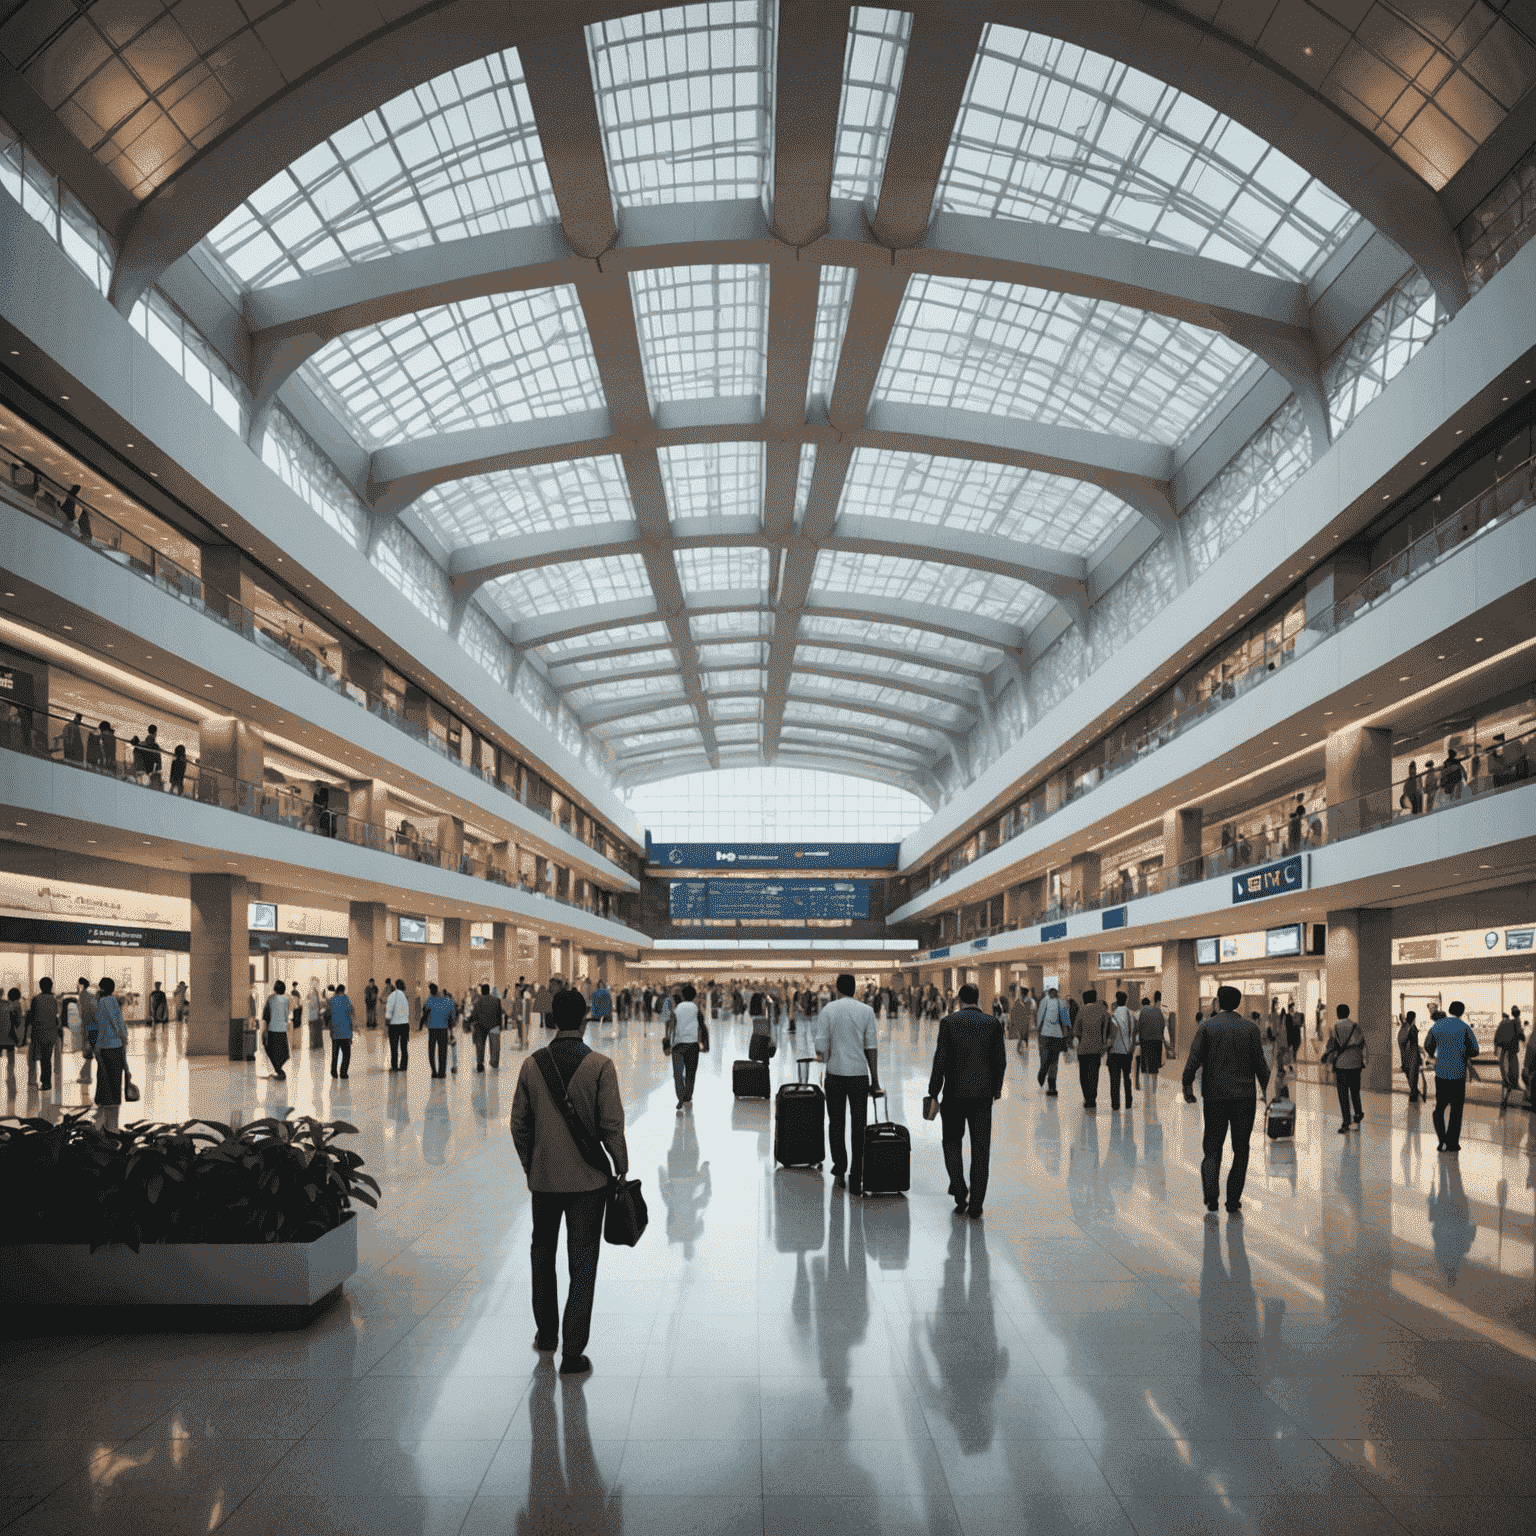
[909,455,1535,903]
[0,443,640,879]
[1,705,632,926]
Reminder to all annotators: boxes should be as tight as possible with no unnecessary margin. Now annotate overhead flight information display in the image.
[669,879,870,924]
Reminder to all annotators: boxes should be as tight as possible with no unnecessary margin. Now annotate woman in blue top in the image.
[92,976,129,1106]
[328,984,354,1080]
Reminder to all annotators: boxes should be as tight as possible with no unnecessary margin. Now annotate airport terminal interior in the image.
[1,1,1534,1532]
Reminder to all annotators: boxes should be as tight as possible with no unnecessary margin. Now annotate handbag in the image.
[698,1020,710,1053]
[532,1048,648,1247]
[123,1067,140,1103]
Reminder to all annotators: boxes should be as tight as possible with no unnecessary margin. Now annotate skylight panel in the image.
[632,265,768,406]
[838,446,1126,554]
[567,674,671,707]
[206,48,555,290]
[540,621,670,661]
[659,440,765,523]
[691,610,769,641]
[701,668,764,692]
[709,697,761,721]
[674,546,770,595]
[414,455,632,548]
[553,647,676,681]
[791,674,963,726]
[830,9,913,205]
[306,286,601,447]
[814,550,1049,627]
[694,641,766,667]
[798,616,993,669]
[483,552,652,621]
[875,274,1249,445]
[782,722,931,755]
[796,645,970,691]
[784,700,937,742]
[935,26,1357,283]
[804,267,857,414]
[587,3,774,208]
[607,726,701,753]
[601,704,698,734]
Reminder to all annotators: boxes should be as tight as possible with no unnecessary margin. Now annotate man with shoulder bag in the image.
[510,988,632,1378]
[1324,1004,1367,1133]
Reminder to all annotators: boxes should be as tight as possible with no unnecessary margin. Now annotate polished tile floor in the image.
[2,1013,1533,1535]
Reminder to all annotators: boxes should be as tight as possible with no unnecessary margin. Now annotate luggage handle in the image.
[869,1085,894,1126]
[796,1055,815,1085]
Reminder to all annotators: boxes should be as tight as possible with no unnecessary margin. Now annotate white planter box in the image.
[3,1214,357,1329]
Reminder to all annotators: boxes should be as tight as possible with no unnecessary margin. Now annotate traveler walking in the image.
[1182,985,1270,1214]
[26,977,62,1092]
[62,712,84,762]
[328,983,353,1079]
[1107,991,1136,1110]
[470,983,503,1071]
[364,978,379,1030]
[305,982,324,1049]
[510,986,630,1377]
[4,987,21,1089]
[90,977,128,1106]
[173,979,189,1023]
[1494,1006,1525,1108]
[1398,1011,1425,1103]
[531,981,552,1032]
[590,979,612,1032]
[665,983,703,1109]
[148,981,169,1029]
[1074,989,1111,1110]
[169,744,188,795]
[1138,992,1168,1085]
[813,973,881,1194]
[385,978,411,1070]
[423,983,455,1077]
[928,983,1005,1218]
[1008,987,1034,1055]
[1035,987,1070,1095]
[1425,1001,1480,1153]
[1324,1005,1367,1132]
[261,980,292,1079]
[75,977,96,1084]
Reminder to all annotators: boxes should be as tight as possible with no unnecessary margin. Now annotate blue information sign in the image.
[1231,854,1305,905]
[647,838,899,870]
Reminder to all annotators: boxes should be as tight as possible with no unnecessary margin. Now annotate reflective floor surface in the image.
[2,1013,1533,1535]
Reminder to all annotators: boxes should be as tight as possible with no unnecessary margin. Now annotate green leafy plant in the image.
[0,1112,379,1251]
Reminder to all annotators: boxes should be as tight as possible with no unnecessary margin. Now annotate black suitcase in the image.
[861,1089,910,1194]
[775,1082,825,1167]
[734,1058,770,1098]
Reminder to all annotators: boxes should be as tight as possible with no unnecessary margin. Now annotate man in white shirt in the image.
[813,972,881,1194]
[261,979,292,1080]
[385,978,411,1071]
[667,982,703,1109]
[1035,986,1070,1096]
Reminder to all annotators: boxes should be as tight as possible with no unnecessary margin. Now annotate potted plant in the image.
[0,1112,379,1331]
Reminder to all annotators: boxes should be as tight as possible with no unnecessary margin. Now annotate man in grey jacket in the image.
[510,988,629,1377]
[1183,985,1270,1215]
[1074,989,1111,1111]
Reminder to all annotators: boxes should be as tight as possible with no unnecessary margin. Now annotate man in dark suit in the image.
[928,984,1007,1219]
[1183,984,1270,1215]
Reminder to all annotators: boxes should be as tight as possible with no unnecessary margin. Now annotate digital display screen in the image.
[1098,951,1125,971]
[1265,924,1304,957]
[397,915,428,944]
[1196,937,1219,966]
[1507,927,1534,952]
[248,902,277,931]
[669,879,870,923]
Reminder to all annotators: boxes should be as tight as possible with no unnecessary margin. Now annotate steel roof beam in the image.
[780,719,941,761]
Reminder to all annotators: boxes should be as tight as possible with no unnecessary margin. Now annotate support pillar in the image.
[1162,807,1202,890]
[190,872,248,1059]
[439,815,465,870]
[1069,851,1101,910]
[349,781,388,848]
[198,716,262,804]
[492,922,511,988]
[1326,908,1394,1093]
[1066,951,1090,1002]
[536,936,552,986]
[1024,963,1044,1001]
[1162,938,1198,1057]
[347,901,385,1008]
[1325,724,1393,841]
[440,917,469,1000]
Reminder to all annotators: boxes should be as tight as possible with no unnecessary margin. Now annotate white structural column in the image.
[518,30,721,768]
[764,5,988,768]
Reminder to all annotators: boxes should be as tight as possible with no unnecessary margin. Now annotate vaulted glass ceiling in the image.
[176,1,1478,804]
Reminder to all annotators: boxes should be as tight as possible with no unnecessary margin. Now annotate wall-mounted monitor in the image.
[1195,936,1219,966]
[248,902,277,931]
[1265,923,1304,957]
[397,915,428,944]
[1097,951,1125,971]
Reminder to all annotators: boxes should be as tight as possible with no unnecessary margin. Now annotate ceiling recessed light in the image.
[61,624,72,630]
[59,395,68,400]
[15,821,26,827]
[1398,675,1409,682]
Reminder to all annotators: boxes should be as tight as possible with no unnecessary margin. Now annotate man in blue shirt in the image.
[328,984,354,1080]
[1424,1000,1480,1154]
[423,983,456,1078]
[590,980,612,1029]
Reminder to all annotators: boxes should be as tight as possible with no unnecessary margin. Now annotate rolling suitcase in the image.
[775,1058,824,1167]
[860,1088,911,1194]
[1266,1092,1295,1139]
[734,1058,770,1098]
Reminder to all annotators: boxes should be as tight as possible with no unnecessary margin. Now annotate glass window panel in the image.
[694,641,766,667]
[306,286,601,447]
[553,647,677,681]
[839,445,1127,553]
[701,668,764,691]
[568,674,672,706]
[587,3,774,208]
[804,267,857,412]
[814,549,1049,628]
[784,698,935,739]
[608,727,701,753]
[790,675,967,726]
[206,48,555,290]
[796,645,971,691]
[876,274,1249,445]
[540,622,670,660]
[659,441,766,524]
[674,546,770,594]
[831,9,913,204]
[623,766,927,839]
[937,26,1358,282]
[632,265,767,405]
[798,615,993,669]
[709,697,761,720]
[691,610,770,640]
[482,552,652,620]
[601,703,698,732]
[413,454,632,548]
